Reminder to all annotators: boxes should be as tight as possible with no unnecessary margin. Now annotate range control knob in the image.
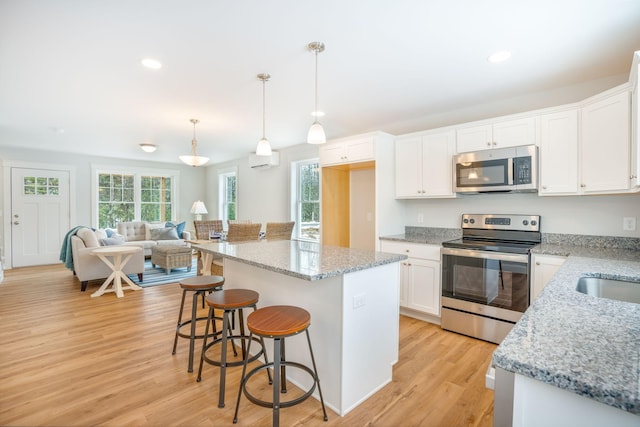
[469,219,475,224]
[531,220,537,226]
[463,219,469,224]
[522,220,529,226]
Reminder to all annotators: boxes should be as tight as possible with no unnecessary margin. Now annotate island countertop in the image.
[191,239,407,281]
[493,246,640,415]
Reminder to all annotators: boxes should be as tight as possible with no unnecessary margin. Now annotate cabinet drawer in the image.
[381,241,440,260]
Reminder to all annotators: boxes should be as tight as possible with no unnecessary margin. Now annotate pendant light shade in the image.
[256,73,273,156]
[179,119,209,167]
[307,41,326,145]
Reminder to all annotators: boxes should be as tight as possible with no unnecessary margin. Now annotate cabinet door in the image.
[395,136,423,197]
[456,124,493,152]
[580,91,631,193]
[345,137,375,163]
[539,110,578,195]
[492,117,536,148]
[421,131,456,197]
[406,257,440,316]
[531,254,566,302]
[319,142,346,166]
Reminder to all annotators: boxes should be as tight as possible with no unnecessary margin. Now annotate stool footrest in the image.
[202,335,264,368]
[240,361,317,409]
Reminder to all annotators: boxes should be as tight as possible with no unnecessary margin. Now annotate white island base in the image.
[222,258,400,416]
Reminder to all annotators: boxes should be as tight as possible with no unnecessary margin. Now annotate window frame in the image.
[218,166,238,227]
[91,164,180,229]
[290,158,320,242]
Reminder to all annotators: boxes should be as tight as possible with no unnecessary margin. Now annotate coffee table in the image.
[90,246,143,298]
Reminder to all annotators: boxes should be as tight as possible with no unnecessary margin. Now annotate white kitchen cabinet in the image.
[579,90,631,193]
[395,130,456,198]
[319,135,375,166]
[380,241,441,319]
[538,109,579,195]
[456,117,536,153]
[530,254,566,302]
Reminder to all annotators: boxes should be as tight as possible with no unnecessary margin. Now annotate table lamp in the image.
[190,200,208,221]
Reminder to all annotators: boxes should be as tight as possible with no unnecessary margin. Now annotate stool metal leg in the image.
[172,289,187,355]
[187,290,200,372]
[280,339,287,394]
[273,336,282,427]
[306,329,328,421]
[233,331,254,424]
[196,306,214,382]
[218,309,231,408]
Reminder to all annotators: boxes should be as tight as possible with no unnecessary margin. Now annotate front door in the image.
[11,167,70,267]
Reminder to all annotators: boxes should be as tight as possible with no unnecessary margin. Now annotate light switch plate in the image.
[623,217,636,231]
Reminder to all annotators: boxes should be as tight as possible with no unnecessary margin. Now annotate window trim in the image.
[218,166,238,227]
[290,158,320,242]
[91,164,181,228]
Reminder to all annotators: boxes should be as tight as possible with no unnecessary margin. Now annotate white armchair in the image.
[70,234,145,292]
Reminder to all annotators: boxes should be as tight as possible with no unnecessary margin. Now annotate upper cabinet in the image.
[456,117,536,153]
[395,130,456,198]
[580,90,631,194]
[319,135,375,166]
[538,109,579,195]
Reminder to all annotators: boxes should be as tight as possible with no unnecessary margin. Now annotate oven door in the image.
[441,247,530,314]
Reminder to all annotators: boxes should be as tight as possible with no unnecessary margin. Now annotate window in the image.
[218,169,237,224]
[93,166,179,229]
[291,159,320,241]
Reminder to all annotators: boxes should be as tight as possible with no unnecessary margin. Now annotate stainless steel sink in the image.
[576,277,640,304]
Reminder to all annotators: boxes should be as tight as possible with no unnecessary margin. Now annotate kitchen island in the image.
[493,241,640,426]
[191,239,407,416]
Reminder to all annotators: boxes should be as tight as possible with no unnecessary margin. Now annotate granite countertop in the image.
[493,245,640,415]
[379,226,461,245]
[192,239,407,281]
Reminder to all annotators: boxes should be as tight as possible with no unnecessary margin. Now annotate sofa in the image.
[115,221,192,257]
[70,227,145,292]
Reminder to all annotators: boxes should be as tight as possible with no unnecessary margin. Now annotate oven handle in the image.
[441,247,529,263]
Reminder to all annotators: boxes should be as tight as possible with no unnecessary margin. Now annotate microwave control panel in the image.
[513,156,532,185]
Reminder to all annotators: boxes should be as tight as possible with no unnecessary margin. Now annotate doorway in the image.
[10,166,71,267]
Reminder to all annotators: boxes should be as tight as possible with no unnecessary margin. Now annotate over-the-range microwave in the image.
[453,144,538,194]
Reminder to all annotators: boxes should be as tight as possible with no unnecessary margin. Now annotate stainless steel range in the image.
[440,214,541,344]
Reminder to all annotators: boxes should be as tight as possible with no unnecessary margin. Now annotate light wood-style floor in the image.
[0,263,496,427]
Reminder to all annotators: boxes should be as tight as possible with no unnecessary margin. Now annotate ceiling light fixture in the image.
[307,41,326,145]
[139,143,157,153]
[255,73,273,156]
[488,51,512,63]
[141,58,162,69]
[179,119,209,167]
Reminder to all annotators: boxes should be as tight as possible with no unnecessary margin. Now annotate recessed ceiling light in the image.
[488,51,512,63]
[311,111,325,117]
[139,143,157,153]
[141,58,162,69]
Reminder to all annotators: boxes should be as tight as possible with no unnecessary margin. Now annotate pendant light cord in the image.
[262,77,266,138]
[314,47,319,121]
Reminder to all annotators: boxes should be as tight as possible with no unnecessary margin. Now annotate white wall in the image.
[204,143,319,228]
[402,192,640,238]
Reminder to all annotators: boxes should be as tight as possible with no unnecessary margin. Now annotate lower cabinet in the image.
[531,254,567,302]
[381,241,441,320]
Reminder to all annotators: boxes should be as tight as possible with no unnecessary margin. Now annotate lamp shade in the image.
[190,200,208,215]
[307,121,326,144]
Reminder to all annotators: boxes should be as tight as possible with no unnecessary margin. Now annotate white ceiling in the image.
[1,0,639,165]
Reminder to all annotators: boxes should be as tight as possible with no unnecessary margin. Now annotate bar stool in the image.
[172,275,225,373]
[197,289,269,408]
[233,305,328,426]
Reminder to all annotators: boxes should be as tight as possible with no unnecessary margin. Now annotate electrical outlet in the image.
[353,293,366,309]
[417,213,424,223]
[623,217,636,231]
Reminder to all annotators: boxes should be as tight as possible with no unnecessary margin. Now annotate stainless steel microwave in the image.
[453,145,538,194]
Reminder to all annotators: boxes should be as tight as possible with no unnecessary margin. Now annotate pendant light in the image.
[179,118,209,167]
[307,41,326,145]
[255,73,273,156]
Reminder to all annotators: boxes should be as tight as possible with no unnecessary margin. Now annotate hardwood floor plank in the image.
[0,263,496,426]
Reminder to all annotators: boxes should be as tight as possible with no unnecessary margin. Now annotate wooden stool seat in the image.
[207,289,259,309]
[179,275,225,290]
[247,305,310,337]
[172,275,225,373]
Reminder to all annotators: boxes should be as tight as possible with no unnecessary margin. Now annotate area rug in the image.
[128,258,197,287]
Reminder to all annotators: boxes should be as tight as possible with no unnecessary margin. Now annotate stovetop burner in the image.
[442,214,541,254]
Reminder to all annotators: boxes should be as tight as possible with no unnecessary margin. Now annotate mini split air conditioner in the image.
[248,151,279,170]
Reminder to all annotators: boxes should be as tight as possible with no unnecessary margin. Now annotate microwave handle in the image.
[508,157,514,185]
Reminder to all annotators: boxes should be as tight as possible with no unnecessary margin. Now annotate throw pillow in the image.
[77,227,99,248]
[100,236,125,246]
[105,229,115,237]
[94,228,108,241]
[166,221,186,238]
[150,227,180,240]
[145,223,165,240]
